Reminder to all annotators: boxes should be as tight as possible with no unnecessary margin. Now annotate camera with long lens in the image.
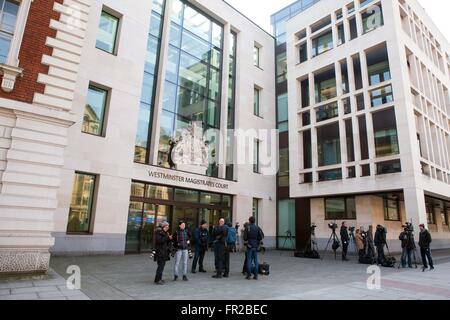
[402,222,414,233]
[348,226,355,233]
[328,223,338,231]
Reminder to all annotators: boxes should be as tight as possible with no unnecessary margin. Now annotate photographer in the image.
[191,220,209,274]
[419,224,434,271]
[399,224,415,268]
[172,221,190,281]
[154,221,172,285]
[374,225,387,265]
[340,222,350,261]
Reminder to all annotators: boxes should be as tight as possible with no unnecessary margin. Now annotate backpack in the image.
[226,226,237,245]
[258,263,270,276]
[382,256,397,268]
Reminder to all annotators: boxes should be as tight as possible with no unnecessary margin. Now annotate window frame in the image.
[82,83,110,137]
[383,197,400,221]
[324,197,357,220]
[95,8,121,55]
[66,172,98,235]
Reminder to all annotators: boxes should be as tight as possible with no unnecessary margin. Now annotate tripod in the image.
[322,226,340,260]
[282,230,295,254]
[304,226,320,258]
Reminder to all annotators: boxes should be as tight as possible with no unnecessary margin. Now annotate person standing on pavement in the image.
[223,221,237,278]
[243,216,264,280]
[212,218,228,279]
[340,222,350,261]
[355,229,365,259]
[172,221,190,281]
[154,221,172,285]
[191,220,209,274]
[419,224,434,272]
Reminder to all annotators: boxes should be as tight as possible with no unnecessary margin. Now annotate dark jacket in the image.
[155,228,170,261]
[399,231,415,249]
[419,229,432,248]
[243,223,264,249]
[212,225,228,244]
[374,228,386,247]
[340,226,350,243]
[173,229,190,250]
[194,227,209,252]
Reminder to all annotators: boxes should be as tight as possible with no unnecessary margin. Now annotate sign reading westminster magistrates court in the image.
[148,170,229,190]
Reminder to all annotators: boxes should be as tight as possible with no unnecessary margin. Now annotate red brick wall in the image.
[0,0,63,104]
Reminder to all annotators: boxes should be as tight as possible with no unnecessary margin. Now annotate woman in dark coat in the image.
[154,221,172,285]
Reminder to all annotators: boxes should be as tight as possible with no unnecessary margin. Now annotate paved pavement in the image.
[1,250,450,300]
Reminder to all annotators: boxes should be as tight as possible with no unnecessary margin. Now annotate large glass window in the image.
[373,108,399,157]
[252,198,259,225]
[325,197,356,220]
[135,0,166,163]
[226,32,237,181]
[312,30,333,57]
[0,0,19,63]
[277,200,296,250]
[96,10,120,54]
[315,67,336,103]
[316,101,338,122]
[362,4,384,34]
[384,197,400,221]
[67,173,96,233]
[158,0,223,176]
[82,85,108,136]
[317,122,341,167]
[254,87,261,117]
[253,139,260,173]
[370,85,393,107]
[277,51,287,83]
[367,45,391,86]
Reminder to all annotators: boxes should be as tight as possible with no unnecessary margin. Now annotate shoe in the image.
[155,280,165,285]
[183,276,188,281]
[253,276,258,280]
[173,276,178,281]
[422,267,427,272]
[160,280,166,284]
[212,274,222,279]
[199,269,207,273]
[246,275,251,280]
[222,274,229,278]
[191,270,197,274]
[430,266,435,270]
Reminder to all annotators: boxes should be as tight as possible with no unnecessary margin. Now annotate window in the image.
[0,0,19,64]
[337,24,345,46]
[340,60,349,94]
[317,122,341,167]
[319,169,342,181]
[303,130,312,169]
[373,108,399,157]
[252,198,259,225]
[356,93,365,111]
[349,17,358,40]
[253,139,260,173]
[254,45,260,67]
[254,87,261,117]
[362,4,384,34]
[67,173,96,233]
[96,10,120,54]
[345,119,355,162]
[370,85,393,107]
[277,200,296,249]
[325,197,356,220]
[316,101,338,122]
[377,160,401,175]
[367,45,391,85]
[312,31,333,57]
[277,52,287,82]
[82,85,108,136]
[315,67,337,103]
[426,202,436,225]
[443,205,449,226]
[299,42,308,64]
[300,79,310,108]
[358,116,369,160]
[384,197,400,221]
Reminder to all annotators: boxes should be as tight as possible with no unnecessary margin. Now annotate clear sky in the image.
[225,0,450,41]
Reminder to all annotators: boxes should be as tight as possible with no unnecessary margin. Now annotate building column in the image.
[403,187,427,235]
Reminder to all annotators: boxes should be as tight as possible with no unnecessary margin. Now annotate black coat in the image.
[155,229,170,262]
[419,229,432,248]
[374,229,386,247]
[399,231,415,249]
[212,225,228,244]
[340,226,349,242]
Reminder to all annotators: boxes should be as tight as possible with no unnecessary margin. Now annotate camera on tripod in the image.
[348,226,355,233]
[328,223,338,230]
[402,222,414,233]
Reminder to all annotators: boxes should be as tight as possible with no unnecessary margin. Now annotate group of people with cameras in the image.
[339,221,435,271]
[153,216,265,285]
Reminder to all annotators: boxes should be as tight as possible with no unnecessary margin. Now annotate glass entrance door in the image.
[126,202,144,253]
[140,203,156,253]
[172,207,199,236]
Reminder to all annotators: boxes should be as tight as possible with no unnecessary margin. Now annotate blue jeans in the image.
[246,247,259,278]
[174,249,188,277]
[401,248,413,267]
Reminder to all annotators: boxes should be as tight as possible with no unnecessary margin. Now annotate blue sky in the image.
[225,0,450,41]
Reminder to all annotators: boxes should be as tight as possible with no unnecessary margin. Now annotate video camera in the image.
[348,226,355,233]
[328,223,338,231]
[402,222,414,233]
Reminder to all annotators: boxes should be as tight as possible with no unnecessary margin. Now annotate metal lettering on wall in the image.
[148,170,229,190]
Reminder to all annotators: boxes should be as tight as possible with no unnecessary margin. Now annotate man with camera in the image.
[191,220,209,274]
[212,218,228,279]
[154,221,172,285]
[374,225,387,265]
[419,224,434,272]
[340,222,350,261]
[399,223,415,268]
[172,221,191,281]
